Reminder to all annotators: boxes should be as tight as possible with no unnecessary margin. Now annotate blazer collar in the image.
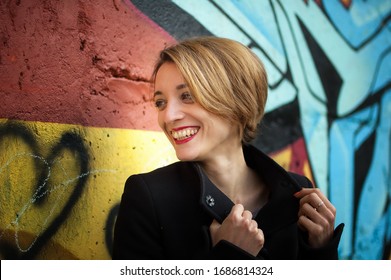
[194,144,302,236]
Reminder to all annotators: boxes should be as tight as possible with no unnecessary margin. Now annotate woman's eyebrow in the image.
[154,84,188,97]
[176,83,188,90]
[153,90,162,98]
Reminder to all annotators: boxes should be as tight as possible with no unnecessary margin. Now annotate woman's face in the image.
[153,62,240,162]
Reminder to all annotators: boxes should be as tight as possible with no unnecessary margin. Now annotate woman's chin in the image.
[175,151,199,162]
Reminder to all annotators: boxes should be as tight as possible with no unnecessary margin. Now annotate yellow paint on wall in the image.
[0,118,177,259]
[269,147,292,171]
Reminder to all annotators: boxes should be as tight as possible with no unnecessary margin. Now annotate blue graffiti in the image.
[171,0,391,259]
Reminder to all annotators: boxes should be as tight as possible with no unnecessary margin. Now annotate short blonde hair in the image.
[152,37,268,143]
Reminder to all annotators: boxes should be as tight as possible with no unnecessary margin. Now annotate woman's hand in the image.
[294,188,336,248]
[209,204,264,256]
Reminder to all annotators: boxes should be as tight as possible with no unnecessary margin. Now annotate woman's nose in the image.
[162,101,185,123]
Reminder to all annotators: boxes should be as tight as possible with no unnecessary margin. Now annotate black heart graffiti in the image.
[0,121,91,259]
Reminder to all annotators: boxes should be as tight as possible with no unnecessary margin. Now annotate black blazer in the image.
[113,145,344,259]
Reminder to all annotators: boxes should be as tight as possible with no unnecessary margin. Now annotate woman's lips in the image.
[171,126,199,144]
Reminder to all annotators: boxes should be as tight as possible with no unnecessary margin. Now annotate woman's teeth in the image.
[172,128,198,140]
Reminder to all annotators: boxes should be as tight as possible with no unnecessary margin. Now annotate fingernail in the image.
[293,189,303,197]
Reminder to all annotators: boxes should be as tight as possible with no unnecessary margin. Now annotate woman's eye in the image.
[154,99,166,110]
[181,92,194,103]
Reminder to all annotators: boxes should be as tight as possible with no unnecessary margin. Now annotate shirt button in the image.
[205,195,215,207]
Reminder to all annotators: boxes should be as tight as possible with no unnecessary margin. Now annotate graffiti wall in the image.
[0,0,177,259]
[0,0,390,259]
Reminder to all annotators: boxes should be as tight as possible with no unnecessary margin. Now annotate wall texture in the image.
[0,0,390,260]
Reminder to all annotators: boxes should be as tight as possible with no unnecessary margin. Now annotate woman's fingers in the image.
[294,188,336,248]
[210,204,264,256]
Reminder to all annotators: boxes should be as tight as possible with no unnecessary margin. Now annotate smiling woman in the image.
[153,62,239,162]
[112,36,344,260]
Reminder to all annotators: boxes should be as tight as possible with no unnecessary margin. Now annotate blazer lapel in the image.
[193,163,235,224]
[243,145,302,236]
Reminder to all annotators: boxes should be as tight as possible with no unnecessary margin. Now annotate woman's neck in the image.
[199,146,268,213]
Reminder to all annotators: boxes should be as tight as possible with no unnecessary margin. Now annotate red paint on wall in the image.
[0,0,176,130]
[288,137,314,182]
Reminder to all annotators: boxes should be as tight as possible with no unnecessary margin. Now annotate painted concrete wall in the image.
[0,0,390,259]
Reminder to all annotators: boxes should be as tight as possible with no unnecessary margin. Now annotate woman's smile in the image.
[171,126,200,144]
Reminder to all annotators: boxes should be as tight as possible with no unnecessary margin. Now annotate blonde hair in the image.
[152,37,268,143]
